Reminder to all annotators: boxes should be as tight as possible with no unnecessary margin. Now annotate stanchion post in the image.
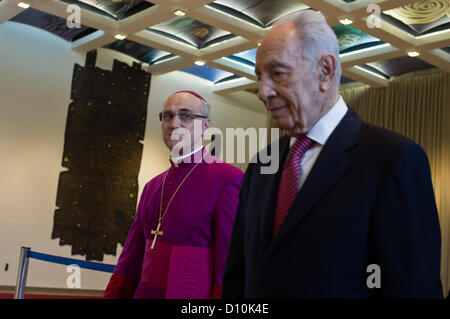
[14,247,31,299]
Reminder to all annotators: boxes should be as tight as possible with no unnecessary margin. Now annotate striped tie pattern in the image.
[273,135,315,236]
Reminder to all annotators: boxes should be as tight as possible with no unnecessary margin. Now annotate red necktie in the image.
[273,135,315,236]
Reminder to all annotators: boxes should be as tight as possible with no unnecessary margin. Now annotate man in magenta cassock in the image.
[103,91,243,298]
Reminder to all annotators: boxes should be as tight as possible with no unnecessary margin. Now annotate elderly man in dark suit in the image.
[222,10,443,299]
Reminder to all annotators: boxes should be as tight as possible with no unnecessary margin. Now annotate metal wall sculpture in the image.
[52,50,150,261]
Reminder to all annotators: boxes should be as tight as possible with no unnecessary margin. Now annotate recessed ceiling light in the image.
[173,10,186,16]
[194,59,206,66]
[17,2,30,9]
[114,34,127,40]
[407,51,420,57]
[339,18,353,25]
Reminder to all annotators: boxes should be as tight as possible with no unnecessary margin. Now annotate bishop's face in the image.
[161,92,210,154]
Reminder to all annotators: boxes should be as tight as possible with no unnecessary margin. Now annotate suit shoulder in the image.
[359,122,416,156]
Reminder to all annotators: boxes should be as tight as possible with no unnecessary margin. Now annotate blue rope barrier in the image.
[27,250,116,273]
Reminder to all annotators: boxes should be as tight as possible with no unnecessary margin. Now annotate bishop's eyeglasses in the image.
[159,110,209,123]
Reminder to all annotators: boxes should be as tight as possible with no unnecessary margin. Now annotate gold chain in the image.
[150,151,207,249]
[158,151,206,224]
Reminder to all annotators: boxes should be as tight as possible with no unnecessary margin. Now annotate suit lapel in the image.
[266,108,362,254]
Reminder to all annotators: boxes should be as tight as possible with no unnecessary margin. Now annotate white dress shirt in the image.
[289,96,348,191]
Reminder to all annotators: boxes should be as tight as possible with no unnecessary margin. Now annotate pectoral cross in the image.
[150,222,163,250]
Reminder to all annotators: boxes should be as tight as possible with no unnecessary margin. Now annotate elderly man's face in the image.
[255,22,320,137]
[161,92,210,153]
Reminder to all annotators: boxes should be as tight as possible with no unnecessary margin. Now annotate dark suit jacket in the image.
[223,108,443,299]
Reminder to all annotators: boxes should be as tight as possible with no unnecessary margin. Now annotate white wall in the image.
[0,21,266,291]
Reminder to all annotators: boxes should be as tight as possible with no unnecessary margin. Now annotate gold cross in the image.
[150,222,163,250]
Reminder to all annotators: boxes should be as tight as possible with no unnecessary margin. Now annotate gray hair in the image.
[274,10,341,88]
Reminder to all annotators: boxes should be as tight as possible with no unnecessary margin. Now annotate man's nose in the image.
[257,75,276,103]
[168,114,182,128]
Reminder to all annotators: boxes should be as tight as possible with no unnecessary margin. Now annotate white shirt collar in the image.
[291,95,348,146]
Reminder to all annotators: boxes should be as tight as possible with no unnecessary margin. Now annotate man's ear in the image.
[318,54,336,91]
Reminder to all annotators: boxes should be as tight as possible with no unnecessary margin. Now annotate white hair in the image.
[274,10,341,88]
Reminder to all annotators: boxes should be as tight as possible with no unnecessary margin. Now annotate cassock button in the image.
[168,181,173,185]
[163,194,169,199]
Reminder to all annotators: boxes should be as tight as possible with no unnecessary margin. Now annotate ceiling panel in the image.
[227,48,257,66]
[104,39,175,65]
[181,64,241,83]
[10,7,97,42]
[333,25,385,53]
[383,0,450,35]
[365,55,434,77]
[208,0,309,27]
[328,0,386,11]
[58,0,154,20]
[340,75,356,84]
[2,0,449,91]
[148,17,236,49]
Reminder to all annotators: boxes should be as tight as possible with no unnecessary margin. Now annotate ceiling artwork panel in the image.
[332,25,384,53]
[59,0,154,20]
[383,0,450,35]
[181,65,240,84]
[10,8,97,42]
[228,48,257,66]
[208,0,309,27]
[104,40,175,65]
[340,76,356,84]
[149,17,236,49]
[365,56,434,78]
[332,0,386,10]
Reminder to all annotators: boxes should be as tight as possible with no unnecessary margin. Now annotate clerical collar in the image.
[170,145,205,168]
